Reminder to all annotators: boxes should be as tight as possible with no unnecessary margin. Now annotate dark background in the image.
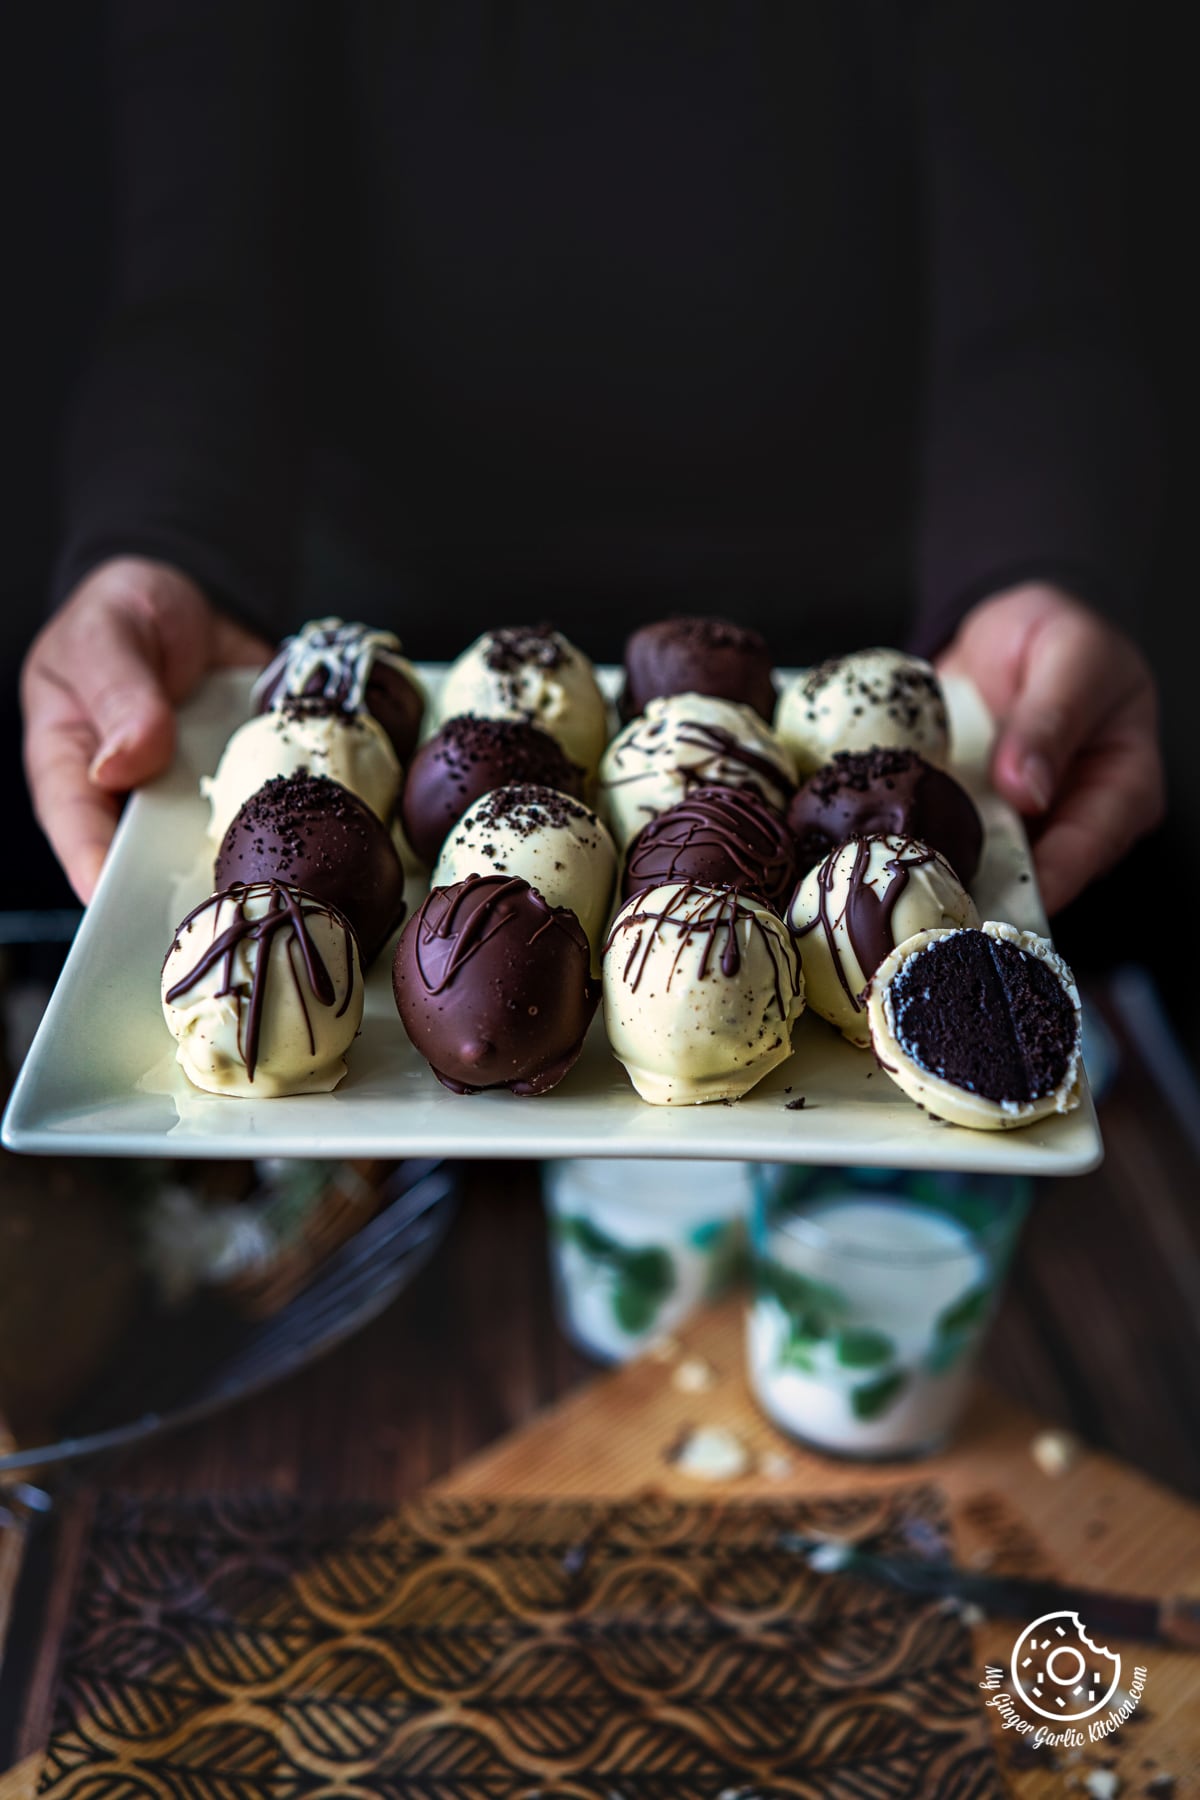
[4,8,1194,1059]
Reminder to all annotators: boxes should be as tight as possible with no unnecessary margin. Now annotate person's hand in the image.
[936,582,1164,915]
[22,556,271,903]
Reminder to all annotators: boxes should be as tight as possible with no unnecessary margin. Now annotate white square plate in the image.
[3,666,1101,1171]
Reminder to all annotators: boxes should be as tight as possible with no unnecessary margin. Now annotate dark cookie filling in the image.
[482,624,568,674]
[890,931,1076,1104]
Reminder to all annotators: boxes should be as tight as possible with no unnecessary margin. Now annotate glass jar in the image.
[542,1158,750,1363]
[746,1164,1031,1460]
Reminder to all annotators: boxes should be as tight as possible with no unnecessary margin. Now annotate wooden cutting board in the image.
[438,1298,1200,1798]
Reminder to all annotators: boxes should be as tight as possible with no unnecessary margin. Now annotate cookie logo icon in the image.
[1011,1611,1122,1723]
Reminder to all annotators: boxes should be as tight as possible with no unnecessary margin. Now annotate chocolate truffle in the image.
[788,746,984,885]
[788,835,979,1046]
[622,786,798,912]
[620,616,777,723]
[866,922,1083,1130]
[599,693,797,849]
[215,771,406,966]
[400,714,586,868]
[603,881,805,1105]
[434,625,610,773]
[202,697,402,844]
[393,873,597,1096]
[432,783,617,971]
[775,648,950,775]
[162,881,363,1098]
[252,617,426,763]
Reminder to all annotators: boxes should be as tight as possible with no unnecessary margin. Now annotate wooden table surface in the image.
[2,966,1200,1791]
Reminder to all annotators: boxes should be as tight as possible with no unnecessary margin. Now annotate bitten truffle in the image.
[433,625,610,773]
[393,873,598,1095]
[621,616,776,723]
[788,746,983,885]
[622,785,798,913]
[401,715,587,867]
[866,922,1083,1129]
[774,648,950,775]
[215,771,406,966]
[251,617,426,762]
[161,881,363,1098]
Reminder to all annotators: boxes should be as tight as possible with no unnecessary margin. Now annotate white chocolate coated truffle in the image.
[431,783,617,970]
[599,693,796,849]
[201,703,401,843]
[603,881,804,1104]
[162,882,364,1098]
[434,625,609,774]
[789,835,978,1047]
[775,649,950,775]
[866,921,1083,1130]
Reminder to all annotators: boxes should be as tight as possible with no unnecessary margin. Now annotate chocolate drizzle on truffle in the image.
[605,882,794,1023]
[393,873,597,1096]
[605,713,793,809]
[623,786,798,910]
[252,618,424,760]
[794,837,941,1012]
[165,881,354,1081]
[788,746,982,882]
[401,715,586,866]
[889,930,1078,1104]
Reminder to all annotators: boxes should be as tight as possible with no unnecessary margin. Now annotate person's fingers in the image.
[989,611,1146,818]
[1029,718,1165,914]
[46,594,178,792]
[21,662,123,902]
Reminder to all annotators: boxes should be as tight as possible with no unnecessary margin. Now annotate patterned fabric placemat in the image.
[36,1488,1001,1799]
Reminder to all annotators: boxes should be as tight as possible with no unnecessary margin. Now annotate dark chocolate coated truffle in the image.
[214,771,406,965]
[787,746,983,886]
[254,620,424,762]
[393,873,597,1096]
[888,930,1077,1105]
[622,785,798,912]
[620,616,776,723]
[400,715,586,867]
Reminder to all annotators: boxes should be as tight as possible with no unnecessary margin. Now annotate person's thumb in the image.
[73,599,178,791]
[989,610,1130,817]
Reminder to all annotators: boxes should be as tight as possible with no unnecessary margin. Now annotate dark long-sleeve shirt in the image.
[53,0,1158,663]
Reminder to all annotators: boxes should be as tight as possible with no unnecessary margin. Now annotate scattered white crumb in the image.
[672,1356,716,1394]
[756,1449,795,1480]
[807,1540,853,1575]
[670,1425,752,1481]
[937,1595,987,1626]
[968,1546,996,1570]
[646,1334,681,1364]
[1031,1428,1083,1476]
[1083,1771,1120,1799]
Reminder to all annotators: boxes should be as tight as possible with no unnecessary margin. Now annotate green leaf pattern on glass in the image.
[554,1214,675,1336]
